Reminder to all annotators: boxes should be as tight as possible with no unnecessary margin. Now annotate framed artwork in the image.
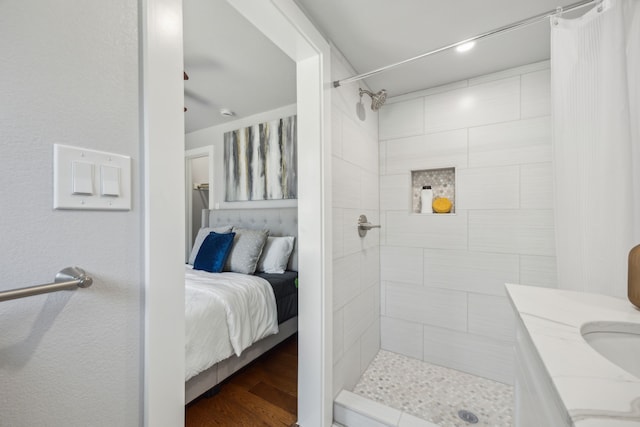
[224,115,297,201]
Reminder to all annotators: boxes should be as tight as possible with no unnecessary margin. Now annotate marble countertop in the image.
[506,284,640,426]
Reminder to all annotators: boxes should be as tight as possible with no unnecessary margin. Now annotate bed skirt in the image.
[185,315,298,404]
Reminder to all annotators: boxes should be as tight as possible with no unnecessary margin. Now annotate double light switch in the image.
[54,144,131,210]
[71,162,121,197]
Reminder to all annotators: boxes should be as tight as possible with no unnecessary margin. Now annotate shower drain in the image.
[457,409,479,424]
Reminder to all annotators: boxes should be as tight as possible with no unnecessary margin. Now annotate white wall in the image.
[0,1,142,425]
[379,61,556,385]
[331,49,381,396]
[191,156,210,185]
[190,157,209,242]
[186,104,297,209]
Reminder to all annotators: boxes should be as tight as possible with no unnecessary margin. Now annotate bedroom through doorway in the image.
[182,0,303,423]
[142,0,331,422]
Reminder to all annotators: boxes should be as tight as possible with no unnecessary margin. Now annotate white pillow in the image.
[188,225,233,265]
[256,236,295,274]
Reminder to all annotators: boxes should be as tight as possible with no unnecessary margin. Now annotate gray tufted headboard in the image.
[201,208,298,271]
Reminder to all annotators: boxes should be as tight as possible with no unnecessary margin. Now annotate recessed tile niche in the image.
[412,167,456,214]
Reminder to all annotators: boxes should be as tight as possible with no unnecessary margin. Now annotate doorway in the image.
[143,1,333,425]
[185,146,214,261]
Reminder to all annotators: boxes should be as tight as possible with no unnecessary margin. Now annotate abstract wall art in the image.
[224,115,297,201]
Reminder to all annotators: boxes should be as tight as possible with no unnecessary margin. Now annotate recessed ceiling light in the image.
[456,41,476,53]
[220,108,235,118]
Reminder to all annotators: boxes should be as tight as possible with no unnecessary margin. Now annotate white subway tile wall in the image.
[422,249,519,297]
[423,77,520,133]
[379,61,556,385]
[385,282,468,331]
[333,307,345,361]
[333,252,362,310]
[519,255,558,288]
[333,156,362,209]
[385,211,469,250]
[333,208,345,259]
[422,325,515,384]
[331,48,381,396]
[362,246,381,287]
[380,316,424,360]
[385,130,467,174]
[467,293,516,342]
[360,318,381,370]
[468,210,555,256]
[381,246,424,285]
[333,338,362,397]
[344,286,376,350]
[457,166,519,210]
[521,69,551,119]
[520,162,554,209]
[379,98,424,140]
[468,116,551,167]
[380,174,412,212]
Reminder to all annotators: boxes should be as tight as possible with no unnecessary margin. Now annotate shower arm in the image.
[332,0,601,88]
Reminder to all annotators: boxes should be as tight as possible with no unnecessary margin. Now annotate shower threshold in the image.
[338,350,513,427]
[334,389,438,426]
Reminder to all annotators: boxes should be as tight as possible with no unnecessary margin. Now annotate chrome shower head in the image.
[359,88,387,111]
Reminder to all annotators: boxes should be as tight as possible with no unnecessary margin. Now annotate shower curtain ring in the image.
[552,6,563,25]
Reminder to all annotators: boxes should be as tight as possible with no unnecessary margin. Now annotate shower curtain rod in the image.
[332,0,601,88]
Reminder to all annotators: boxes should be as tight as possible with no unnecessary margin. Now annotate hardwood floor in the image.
[186,334,298,426]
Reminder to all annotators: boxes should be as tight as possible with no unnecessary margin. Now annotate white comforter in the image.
[185,265,278,381]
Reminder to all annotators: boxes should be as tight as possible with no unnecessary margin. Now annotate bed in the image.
[185,207,298,404]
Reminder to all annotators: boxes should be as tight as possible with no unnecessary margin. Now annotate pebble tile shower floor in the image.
[353,350,514,426]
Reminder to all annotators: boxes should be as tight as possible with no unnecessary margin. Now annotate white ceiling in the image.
[184,0,585,133]
[294,0,582,96]
[183,0,296,133]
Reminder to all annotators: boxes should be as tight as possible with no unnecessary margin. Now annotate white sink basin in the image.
[581,321,640,378]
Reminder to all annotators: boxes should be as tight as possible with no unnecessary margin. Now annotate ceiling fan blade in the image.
[184,88,213,106]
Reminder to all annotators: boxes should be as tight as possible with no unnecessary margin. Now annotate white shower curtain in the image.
[551,0,640,298]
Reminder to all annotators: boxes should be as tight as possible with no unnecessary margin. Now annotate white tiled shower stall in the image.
[332,57,558,426]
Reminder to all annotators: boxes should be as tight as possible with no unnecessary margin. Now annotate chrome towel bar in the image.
[0,267,93,302]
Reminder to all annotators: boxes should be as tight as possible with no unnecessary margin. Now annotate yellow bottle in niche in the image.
[629,244,640,309]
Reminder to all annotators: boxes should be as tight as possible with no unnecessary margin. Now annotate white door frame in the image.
[185,146,214,261]
[142,0,332,425]
[141,0,186,426]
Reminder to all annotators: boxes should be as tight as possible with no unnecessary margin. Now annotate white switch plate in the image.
[54,144,131,210]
